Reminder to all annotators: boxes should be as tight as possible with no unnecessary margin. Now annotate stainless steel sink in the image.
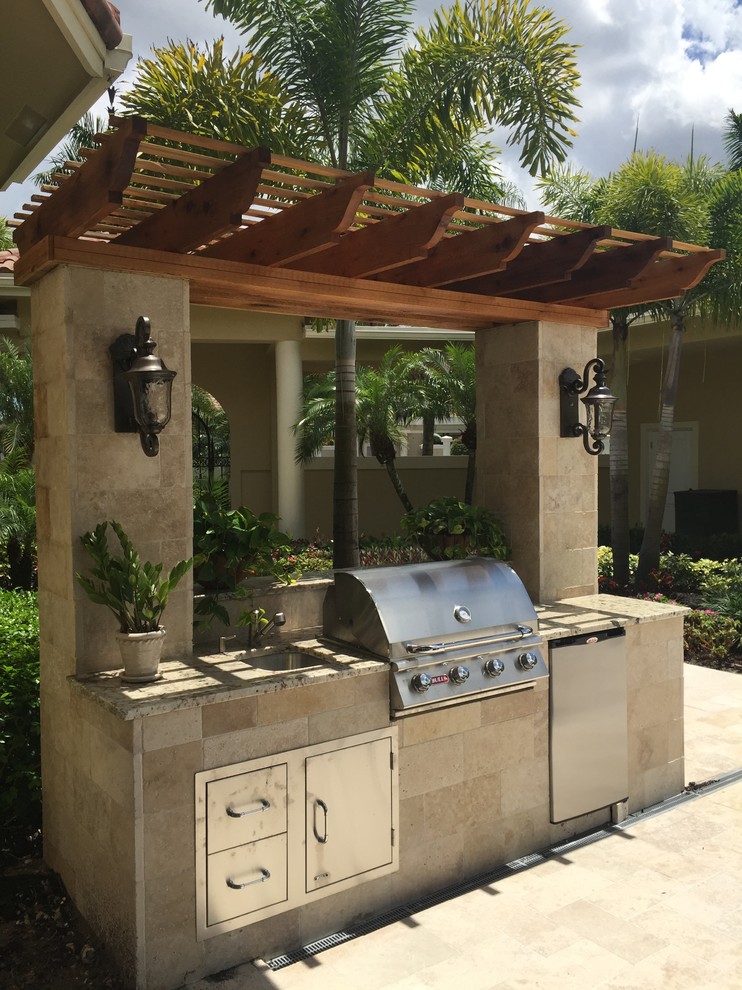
[240,650,325,672]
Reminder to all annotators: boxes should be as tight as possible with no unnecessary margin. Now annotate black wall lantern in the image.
[559,358,616,456]
[110,317,176,457]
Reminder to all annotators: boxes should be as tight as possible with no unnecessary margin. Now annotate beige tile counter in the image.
[537,594,689,641]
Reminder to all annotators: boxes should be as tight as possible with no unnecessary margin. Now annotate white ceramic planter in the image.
[116,628,166,683]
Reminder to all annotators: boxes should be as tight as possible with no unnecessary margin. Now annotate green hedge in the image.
[0,590,40,857]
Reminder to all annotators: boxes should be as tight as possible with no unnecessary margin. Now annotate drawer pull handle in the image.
[314,798,329,844]
[226,868,271,890]
[226,798,271,818]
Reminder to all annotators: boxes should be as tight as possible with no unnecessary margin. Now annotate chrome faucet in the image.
[219,634,237,654]
[247,610,286,649]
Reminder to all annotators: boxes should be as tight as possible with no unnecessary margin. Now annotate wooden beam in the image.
[114,147,271,253]
[14,118,147,254]
[564,249,725,309]
[201,171,375,265]
[285,192,465,278]
[377,211,545,287]
[13,235,608,330]
[449,225,611,296]
[514,236,673,303]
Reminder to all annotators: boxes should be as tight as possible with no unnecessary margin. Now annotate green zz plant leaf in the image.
[76,521,194,633]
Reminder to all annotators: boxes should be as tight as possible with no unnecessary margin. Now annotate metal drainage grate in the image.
[265,766,742,971]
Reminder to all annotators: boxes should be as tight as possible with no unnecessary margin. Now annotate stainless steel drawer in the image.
[207,834,288,925]
[207,764,287,852]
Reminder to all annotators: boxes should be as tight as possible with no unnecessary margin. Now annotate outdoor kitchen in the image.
[12,120,716,990]
[67,565,685,989]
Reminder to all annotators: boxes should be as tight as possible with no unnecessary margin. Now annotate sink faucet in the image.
[247,610,286,649]
[219,634,237,654]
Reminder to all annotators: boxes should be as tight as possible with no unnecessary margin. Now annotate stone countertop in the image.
[70,637,384,721]
[537,594,689,641]
[71,595,688,720]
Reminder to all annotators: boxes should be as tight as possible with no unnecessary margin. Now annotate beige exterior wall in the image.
[304,457,468,539]
[597,320,742,534]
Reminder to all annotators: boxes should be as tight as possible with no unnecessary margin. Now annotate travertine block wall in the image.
[476,321,600,601]
[625,617,686,809]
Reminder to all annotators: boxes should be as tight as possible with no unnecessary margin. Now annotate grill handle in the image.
[404,624,533,656]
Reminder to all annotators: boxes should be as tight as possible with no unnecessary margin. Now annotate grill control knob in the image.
[449,664,470,685]
[517,651,539,671]
[411,672,433,693]
[483,657,505,678]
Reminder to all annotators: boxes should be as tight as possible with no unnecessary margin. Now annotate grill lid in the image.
[323,558,538,661]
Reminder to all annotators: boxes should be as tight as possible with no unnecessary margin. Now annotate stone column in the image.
[476,320,599,602]
[32,266,193,676]
[274,338,305,537]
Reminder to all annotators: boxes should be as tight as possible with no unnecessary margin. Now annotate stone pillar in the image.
[32,266,193,676]
[476,320,599,602]
[32,265,193,984]
[274,338,305,537]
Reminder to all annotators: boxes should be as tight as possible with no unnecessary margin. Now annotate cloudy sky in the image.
[3,0,742,219]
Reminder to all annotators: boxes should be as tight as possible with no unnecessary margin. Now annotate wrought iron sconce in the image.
[559,358,616,456]
[110,317,176,457]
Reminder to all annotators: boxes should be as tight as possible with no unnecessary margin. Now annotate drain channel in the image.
[264,766,742,971]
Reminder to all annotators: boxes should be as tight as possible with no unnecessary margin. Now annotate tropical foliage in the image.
[76,521,194,633]
[0,216,13,250]
[0,590,40,856]
[401,495,510,560]
[32,111,109,187]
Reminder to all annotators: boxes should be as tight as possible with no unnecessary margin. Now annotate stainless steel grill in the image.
[323,558,548,716]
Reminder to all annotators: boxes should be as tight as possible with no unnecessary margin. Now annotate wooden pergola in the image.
[11,116,724,329]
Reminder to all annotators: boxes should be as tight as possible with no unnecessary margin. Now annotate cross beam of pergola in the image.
[11,116,724,330]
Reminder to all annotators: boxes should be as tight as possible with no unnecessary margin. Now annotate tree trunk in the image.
[384,458,414,513]
[609,316,630,587]
[333,319,359,567]
[421,412,435,456]
[464,448,476,505]
[635,302,685,587]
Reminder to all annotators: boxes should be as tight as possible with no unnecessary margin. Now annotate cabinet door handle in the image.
[226,798,271,818]
[226,868,271,889]
[313,798,329,844]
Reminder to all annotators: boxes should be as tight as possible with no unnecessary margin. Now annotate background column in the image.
[275,338,305,537]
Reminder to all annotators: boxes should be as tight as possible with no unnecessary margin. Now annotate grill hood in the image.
[323,558,538,661]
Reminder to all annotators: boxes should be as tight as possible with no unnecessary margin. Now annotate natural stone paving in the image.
[188,665,742,990]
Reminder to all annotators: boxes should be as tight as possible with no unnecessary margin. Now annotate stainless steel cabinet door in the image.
[207,764,287,852]
[207,834,288,925]
[305,737,393,892]
[549,630,628,823]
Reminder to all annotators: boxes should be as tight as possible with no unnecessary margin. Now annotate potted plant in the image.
[76,521,193,683]
[401,496,510,561]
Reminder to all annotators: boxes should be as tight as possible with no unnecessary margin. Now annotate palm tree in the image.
[415,344,477,503]
[32,111,110,187]
[724,108,742,172]
[125,0,581,566]
[295,346,427,512]
[0,338,34,458]
[0,217,12,251]
[539,154,725,587]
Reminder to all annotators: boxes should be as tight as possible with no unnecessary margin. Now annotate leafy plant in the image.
[0,590,40,858]
[194,493,296,590]
[0,450,36,590]
[684,608,742,659]
[76,521,193,633]
[401,496,510,561]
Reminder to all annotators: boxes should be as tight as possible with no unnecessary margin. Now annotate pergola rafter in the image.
[11,117,724,330]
